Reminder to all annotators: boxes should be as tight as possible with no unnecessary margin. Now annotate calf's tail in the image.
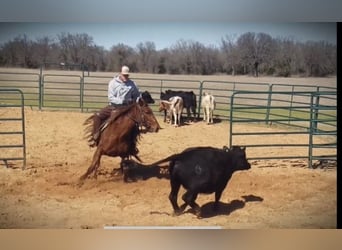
[146,153,180,167]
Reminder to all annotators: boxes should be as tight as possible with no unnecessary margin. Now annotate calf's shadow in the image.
[120,161,170,183]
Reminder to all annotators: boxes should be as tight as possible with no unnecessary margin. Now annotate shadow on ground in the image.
[197,194,263,218]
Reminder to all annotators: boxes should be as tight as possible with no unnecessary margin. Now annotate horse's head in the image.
[136,98,161,132]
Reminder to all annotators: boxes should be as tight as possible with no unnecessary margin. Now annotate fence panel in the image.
[200,81,271,120]
[82,76,202,115]
[0,69,337,168]
[136,78,202,115]
[0,89,26,169]
[42,74,82,109]
[0,72,40,107]
[229,90,336,168]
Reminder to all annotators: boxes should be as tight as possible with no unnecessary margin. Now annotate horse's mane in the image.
[84,104,140,147]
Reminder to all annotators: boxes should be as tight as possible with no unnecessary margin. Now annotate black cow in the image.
[160,90,197,122]
[150,146,251,218]
[141,91,155,104]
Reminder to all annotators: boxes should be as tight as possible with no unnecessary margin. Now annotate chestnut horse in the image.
[80,99,160,180]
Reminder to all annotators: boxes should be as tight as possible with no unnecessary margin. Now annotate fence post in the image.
[80,72,84,112]
[229,93,236,148]
[265,84,273,124]
[160,79,164,93]
[39,65,43,110]
[288,85,295,124]
[308,93,315,168]
[313,88,320,133]
[198,81,204,119]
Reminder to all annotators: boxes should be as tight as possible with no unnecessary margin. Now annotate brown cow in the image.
[159,96,184,126]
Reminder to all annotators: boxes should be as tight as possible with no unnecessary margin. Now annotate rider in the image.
[89,66,141,146]
[108,65,141,106]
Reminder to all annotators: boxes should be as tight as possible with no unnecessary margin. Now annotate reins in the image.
[126,103,147,128]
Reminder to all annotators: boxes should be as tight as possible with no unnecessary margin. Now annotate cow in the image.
[159,96,184,127]
[141,90,155,104]
[149,146,251,218]
[201,93,216,124]
[159,101,172,123]
[160,90,197,122]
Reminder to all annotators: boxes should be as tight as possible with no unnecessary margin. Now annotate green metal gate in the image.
[0,89,26,169]
[229,90,336,168]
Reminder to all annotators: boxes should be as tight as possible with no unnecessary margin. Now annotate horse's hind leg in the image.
[80,148,103,180]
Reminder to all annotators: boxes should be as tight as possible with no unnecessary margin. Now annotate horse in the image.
[80,98,160,180]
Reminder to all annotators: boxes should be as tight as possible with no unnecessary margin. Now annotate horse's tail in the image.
[83,106,116,147]
[83,114,97,147]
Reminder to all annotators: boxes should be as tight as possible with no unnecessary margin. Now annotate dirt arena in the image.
[0,106,336,229]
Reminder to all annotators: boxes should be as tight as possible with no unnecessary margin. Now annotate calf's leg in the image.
[182,191,200,217]
[202,107,206,122]
[213,188,224,211]
[209,109,213,123]
[169,179,182,215]
[206,106,210,124]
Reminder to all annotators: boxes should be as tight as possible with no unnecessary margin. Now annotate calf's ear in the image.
[223,145,230,152]
[241,146,246,151]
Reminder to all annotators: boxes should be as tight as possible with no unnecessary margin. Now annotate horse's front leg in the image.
[80,147,103,180]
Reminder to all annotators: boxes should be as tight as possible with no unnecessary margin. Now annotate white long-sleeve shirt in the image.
[108,76,141,105]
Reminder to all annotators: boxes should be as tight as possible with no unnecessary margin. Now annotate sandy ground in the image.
[0,108,336,229]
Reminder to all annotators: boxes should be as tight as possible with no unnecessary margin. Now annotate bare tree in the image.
[86,45,107,71]
[0,30,336,77]
[1,35,35,67]
[106,43,136,72]
[57,32,94,65]
[136,41,157,73]
[221,35,239,75]
[155,48,168,74]
[236,32,276,76]
[168,39,191,74]
[30,36,58,66]
[272,38,296,76]
[302,41,336,76]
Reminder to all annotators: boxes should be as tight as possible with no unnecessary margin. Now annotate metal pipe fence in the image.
[0,89,26,169]
[229,90,336,168]
[0,70,337,168]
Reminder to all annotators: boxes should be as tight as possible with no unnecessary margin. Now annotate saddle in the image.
[89,104,130,147]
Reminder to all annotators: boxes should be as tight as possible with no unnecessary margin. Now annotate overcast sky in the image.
[1,0,341,21]
[0,1,339,50]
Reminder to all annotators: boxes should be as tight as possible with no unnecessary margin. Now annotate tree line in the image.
[0,31,336,77]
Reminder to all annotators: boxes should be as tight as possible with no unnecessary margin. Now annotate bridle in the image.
[127,103,151,129]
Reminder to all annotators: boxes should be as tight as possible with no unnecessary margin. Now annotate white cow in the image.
[201,93,216,124]
[159,96,184,127]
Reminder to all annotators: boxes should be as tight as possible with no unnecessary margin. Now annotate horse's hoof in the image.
[76,179,85,187]
[172,210,182,216]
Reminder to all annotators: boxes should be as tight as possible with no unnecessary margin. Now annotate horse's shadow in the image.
[192,194,263,218]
